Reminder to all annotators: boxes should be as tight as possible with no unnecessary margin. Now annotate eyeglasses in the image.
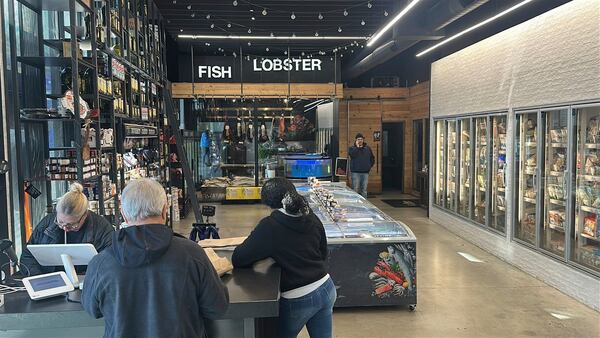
[54,212,87,231]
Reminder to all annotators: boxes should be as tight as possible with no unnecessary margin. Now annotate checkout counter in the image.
[0,252,280,338]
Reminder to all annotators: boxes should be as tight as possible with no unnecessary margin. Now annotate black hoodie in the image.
[81,224,229,338]
[232,210,328,292]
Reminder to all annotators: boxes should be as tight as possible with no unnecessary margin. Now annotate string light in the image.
[291,12,296,20]
[180,28,183,32]
[266,47,269,51]
[172,0,176,3]
[251,17,256,21]
[186,4,191,9]
[247,42,251,46]
[343,9,348,16]
[232,0,237,6]
[315,32,319,37]
[384,10,389,16]
[227,23,232,28]
[318,13,323,20]
[361,19,366,25]
[367,2,372,9]
[210,23,214,28]
[190,13,195,18]
[262,9,267,15]
[270,32,274,37]
[206,14,211,19]
[248,28,252,33]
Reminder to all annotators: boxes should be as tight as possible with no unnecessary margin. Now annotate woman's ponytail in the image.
[281,192,309,215]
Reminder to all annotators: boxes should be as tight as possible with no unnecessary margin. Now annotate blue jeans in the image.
[278,277,336,338]
[351,172,369,198]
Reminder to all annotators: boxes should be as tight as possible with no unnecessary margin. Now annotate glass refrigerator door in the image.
[458,118,472,218]
[473,117,488,225]
[573,106,600,273]
[542,109,569,257]
[515,112,539,245]
[434,120,445,206]
[446,121,458,211]
[491,115,507,233]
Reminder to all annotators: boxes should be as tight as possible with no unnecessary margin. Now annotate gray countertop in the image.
[0,252,280,330]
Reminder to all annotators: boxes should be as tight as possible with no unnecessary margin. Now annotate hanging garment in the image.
[247,124,254,142]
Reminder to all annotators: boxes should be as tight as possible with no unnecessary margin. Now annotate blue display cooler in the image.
[284,154,332,179]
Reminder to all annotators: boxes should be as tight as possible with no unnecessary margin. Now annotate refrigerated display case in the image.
[542,109,569,256]
[574,105,600,273]
[515,112,539,245]
[296,181,417,308]
[434,120,445,207]
[446,121,458,211]
[458,118,472,218]
[491,115,507,233]
[473,117,488,225]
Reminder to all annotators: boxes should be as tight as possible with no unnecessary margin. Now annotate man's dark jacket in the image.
[348,144,375,173]
[81,224,229,338]
[20,212,114,276]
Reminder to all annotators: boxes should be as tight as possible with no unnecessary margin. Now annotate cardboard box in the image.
[225,187,261,200]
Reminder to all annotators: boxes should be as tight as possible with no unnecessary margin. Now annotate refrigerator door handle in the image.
[533,171,538,189]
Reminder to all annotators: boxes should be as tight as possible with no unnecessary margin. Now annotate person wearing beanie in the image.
[348,133,375,198]
[19,182,114,276]
[233,178,335,338]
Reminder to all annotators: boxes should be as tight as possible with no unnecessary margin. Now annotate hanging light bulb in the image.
[266,47,269,52]
[318,13,323,20]
[291,12,296,20]
[262,9,267,16]
[206,14,211,19]
[384,10,389,17]
[315,31,319,37]
[343,9,348,16]
[301,51,305,56]
[210,23,214,28]
[248,28,252,33]
[270,32,274,37]
[180,28,183,32]
[247,42,251,46]
[284,51,288,55]
[330,57,333,61]
[251,17,255,21]
[191,13,195,18]
[233,0,238,6]
[172,0,176,3]
[233,52,237,57]
[292,33,296,38]
[187,4,192,9]
[361,19,365,26]
[338,27,342,33]
[367,2,372,9]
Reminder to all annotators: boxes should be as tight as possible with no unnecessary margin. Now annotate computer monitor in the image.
[27,244,98,288]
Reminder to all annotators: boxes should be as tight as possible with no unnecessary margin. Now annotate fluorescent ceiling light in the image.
[179,34,367,41]
[367,0,421,47]
[416,0,534,57]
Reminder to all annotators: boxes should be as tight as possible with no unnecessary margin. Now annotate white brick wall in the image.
[431,0,600,117]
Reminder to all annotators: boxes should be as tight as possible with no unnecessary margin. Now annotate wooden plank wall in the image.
[171,82,343,98]
[340,82,430,195]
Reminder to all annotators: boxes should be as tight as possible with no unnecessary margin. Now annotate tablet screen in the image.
[29,274,67,292]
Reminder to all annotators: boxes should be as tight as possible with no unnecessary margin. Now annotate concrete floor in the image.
[174,195,600,338]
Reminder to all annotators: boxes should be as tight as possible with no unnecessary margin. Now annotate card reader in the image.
[22,271,74,300]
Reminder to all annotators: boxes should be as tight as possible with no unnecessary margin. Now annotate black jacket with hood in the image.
[348,144,375,173]
[232,210,328,292]
[81,224,229,338]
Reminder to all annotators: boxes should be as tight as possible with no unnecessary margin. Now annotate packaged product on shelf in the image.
[578,245,600,269]
[548,210,566,229]
[583,215,597,237]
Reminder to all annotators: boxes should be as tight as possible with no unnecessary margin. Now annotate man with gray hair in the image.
[82,178,229,338]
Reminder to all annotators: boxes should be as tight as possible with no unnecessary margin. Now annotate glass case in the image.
[434,120,445,206]
[574,105,600,273]
[446,121,458,211]
[473,117,488,225]
[458,118,472,218]
[491,115,507,233]
[542,109,569,256]
[515,112,539,245]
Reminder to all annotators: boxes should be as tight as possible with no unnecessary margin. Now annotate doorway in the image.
[382,122,404,191]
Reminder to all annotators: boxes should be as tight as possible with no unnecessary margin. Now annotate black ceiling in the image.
[156,0,399,55]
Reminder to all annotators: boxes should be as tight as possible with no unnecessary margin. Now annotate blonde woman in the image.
[19,183,114,276]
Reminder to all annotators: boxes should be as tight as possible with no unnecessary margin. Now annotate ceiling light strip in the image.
[178,34,368,41]
[416,0,534,57]
[367,0,422,47]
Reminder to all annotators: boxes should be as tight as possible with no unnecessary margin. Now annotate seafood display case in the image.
[296,181,417,309]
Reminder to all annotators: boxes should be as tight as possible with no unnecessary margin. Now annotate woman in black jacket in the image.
[232,178,336,338]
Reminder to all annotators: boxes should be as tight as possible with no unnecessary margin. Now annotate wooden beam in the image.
[171,82,343,98]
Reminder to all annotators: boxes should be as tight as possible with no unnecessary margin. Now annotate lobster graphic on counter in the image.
[369,244,416,298]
